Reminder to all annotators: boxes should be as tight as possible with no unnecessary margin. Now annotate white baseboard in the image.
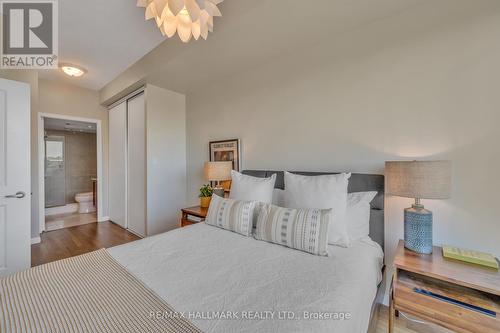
[31,237,41,245]
[98,216,109,222]
[45,203,78,216]
[127,229,145,239]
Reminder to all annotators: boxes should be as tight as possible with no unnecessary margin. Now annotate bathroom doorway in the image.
[39,113,103,233]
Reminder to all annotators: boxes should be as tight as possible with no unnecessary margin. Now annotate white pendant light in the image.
[137,0,223,43]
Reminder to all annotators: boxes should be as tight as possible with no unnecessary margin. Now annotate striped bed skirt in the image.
[0,249,201,333]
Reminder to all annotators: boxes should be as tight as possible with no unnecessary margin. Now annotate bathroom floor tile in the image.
[45,212,97,231]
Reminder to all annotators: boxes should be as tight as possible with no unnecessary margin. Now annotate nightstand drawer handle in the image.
[413,288,496,317]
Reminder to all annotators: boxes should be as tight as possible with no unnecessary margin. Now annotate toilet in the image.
[75,192,96,213]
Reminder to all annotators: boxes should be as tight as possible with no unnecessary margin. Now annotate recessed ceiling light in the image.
[60,63,87,77]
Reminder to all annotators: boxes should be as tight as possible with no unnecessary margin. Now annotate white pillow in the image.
[346,191,377,241]
[284,172,351,247]
[229,170,276,203]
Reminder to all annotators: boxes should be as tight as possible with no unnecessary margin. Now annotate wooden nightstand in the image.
[180,206,208,227]
[389,240,500,333]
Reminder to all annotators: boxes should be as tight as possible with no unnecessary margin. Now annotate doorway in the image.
[38,113,104,233]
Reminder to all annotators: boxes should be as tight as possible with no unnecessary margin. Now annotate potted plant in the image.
[199,184,213,208]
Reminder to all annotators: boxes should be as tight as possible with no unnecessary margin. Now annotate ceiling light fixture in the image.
[60,64,86,77]
[137,0,223,43]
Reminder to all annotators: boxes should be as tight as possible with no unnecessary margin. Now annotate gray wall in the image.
[185,7,500,303]
[46,130,97,204]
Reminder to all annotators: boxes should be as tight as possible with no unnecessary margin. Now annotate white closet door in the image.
[108,102,127,228]
[127,93,147,237]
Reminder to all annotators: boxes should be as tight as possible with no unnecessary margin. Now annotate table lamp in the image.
[386,160,451,254]
[204,161,232,198]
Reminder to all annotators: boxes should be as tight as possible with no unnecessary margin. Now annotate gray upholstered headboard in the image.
[242,170,385,250]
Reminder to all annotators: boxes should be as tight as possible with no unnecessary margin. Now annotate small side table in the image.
[180,206,208,227]
[390,240,500,333]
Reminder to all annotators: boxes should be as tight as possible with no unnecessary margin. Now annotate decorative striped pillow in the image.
[205,195,256,237]
[255,204,331,256]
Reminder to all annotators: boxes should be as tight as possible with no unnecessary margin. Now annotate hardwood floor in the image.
[31,221,140,267]
[376,305,452,333]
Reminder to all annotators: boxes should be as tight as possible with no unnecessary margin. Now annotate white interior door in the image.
[108,102,127,228]
[127,93,146,237]
[0,79,31,277]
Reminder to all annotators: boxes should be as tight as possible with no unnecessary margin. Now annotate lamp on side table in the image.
[204,161,232,198]
[385,160,451,254]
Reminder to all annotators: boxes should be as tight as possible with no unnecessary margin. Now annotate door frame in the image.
[38,113,104,233]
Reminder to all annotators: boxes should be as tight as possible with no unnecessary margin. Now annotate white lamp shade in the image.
[204,161,232,182]
[385,160,451,199]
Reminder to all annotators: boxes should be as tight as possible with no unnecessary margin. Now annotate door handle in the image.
[5,191,26,199]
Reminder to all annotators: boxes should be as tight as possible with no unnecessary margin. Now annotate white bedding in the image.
[108,223,383,333]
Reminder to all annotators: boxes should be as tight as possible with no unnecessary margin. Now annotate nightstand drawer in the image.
[395,270,500,333]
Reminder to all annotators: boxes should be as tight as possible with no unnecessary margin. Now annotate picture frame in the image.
[209,139,240,191]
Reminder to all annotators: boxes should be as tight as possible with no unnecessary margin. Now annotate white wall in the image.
[186,7,500,299]
[146,84,186,235]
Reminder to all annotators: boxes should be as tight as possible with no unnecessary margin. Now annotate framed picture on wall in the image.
[209,139,240,191]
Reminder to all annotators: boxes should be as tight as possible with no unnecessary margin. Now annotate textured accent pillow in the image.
[346,191,378,241]
[284,172,351,247]
[229,170,276,203]
[205,194,256,237]
[255,204,331,256]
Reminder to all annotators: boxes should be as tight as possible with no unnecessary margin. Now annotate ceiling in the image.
[39,0,499,96]
[101,0,430,101]
[38,0,165,90]
[40,0,426,92]
[44,118,97,133]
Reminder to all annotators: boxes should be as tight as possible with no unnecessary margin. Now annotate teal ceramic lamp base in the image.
[404,199,433,254]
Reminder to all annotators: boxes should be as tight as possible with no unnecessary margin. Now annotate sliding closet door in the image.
[108,102,127,228]
[127,93,147,237]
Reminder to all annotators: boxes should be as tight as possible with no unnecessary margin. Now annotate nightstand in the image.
[389,240,500,333]
[180,206,208,227]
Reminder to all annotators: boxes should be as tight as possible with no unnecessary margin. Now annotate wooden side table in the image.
[180,206,208,227]
[390,240,500,333]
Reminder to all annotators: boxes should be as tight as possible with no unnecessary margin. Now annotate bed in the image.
[1,171,385,333]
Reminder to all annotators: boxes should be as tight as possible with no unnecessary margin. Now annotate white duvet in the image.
[108,223,383,333]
